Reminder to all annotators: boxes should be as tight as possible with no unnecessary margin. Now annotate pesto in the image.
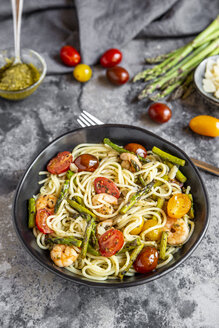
[0,62,40,91]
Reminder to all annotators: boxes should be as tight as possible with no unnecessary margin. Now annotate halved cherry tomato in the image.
[100,49,122,68]
[148,103,172,123]
[124,143,147,158]
[36,208,53,234]
[167,193,191,219]
[94,177,120,198]
[74,154,99,172]
[141,218,162,241]
[106,66,129,85]
[60,46,81,67]
[130,217,144,235]
[133,246,158,273]
[99,229,124,257]
[47,151,72,175]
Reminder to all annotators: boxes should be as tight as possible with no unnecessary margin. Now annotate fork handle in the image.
[190,157,219,176]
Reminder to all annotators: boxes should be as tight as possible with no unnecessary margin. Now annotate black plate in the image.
[13,124,209,288]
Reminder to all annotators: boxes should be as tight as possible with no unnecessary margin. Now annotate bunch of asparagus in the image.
[133,16,219,101]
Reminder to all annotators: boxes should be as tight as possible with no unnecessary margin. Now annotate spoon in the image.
[11,0,23,65]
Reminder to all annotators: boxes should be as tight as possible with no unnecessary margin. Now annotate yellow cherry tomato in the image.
[142,218,162,241]
[130,217,144,235]
[167,193,191,219]
[189,115,219,137]
[73,64,92,82]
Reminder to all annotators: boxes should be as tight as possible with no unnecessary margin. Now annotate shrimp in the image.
[97,219,113,236]
[50,244,78,267]
[36,194,57,211]
[92,193,118,217]
[163,217,189,245]
[120,153,142,172]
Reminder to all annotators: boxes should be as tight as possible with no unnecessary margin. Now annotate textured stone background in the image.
[0,37,219,327]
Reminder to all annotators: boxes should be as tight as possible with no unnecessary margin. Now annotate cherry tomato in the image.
[94,177,120,198]
[141,218,162,241]
[60,46,81,67]
[124,143,147,158]
[189,115,219,137]
[74,154,99,172]
[130,217,144,235]
[36,208,53,234]
[73,64,92,82]
[148,103,172,123]
[167,193,191,219]
[100,48,122,68]
[47,151,72,175]
[99,229,124,257]
[133,246,158,273]
[106,66,129,85]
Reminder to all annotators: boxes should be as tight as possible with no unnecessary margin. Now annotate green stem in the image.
[159,232,168,260]
[28,198,36,228]
[80,216,95,259]
[152,147,185,166]
[120,182,154,214]
[67,199,96,218]
[119,243,144,280]
[46,236,82,248]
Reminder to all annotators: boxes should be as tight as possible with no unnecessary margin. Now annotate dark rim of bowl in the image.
[12,124,210,288]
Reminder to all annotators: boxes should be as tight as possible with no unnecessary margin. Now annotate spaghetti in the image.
[30,141,194,281]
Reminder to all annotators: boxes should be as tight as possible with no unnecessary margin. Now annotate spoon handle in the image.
[11,0,23,63]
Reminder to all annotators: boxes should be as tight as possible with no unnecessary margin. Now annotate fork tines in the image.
[77,110,104,127]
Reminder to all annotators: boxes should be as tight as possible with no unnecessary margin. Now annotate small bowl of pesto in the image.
[0,48,47,100]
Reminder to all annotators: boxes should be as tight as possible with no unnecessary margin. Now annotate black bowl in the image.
[13,124,209,288]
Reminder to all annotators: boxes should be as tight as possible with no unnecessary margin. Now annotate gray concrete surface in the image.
[0,37,219,328]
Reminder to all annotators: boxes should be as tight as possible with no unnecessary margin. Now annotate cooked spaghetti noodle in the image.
[31,141,195,281]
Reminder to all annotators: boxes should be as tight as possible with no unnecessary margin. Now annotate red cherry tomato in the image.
[100,48,122,68]
[106,66,129,85]
[124,143,147,158]
[133,246,158,273]
[47,151,72,175]
[148,103,172,123]
[60,46,81,67]
[99,229,124,257]
[94,177,120,198]
[36,208,54,234]
[74,154,99,172]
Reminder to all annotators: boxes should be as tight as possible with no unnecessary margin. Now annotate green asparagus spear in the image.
[188,194,194,219]
[159,232,168,260]
[28,198,36,228]
[117,238,142,254]
[67,199,96,218]
[46,236,82,248]
[151,197,165,220]
[139,175,146,186]
[119,243,144,280]
[164,160,187,183]
[87,243,100,256]
[73,195,85,206]
[152,146,185,166]
[103,138,150,164]
[66,170,74,180]
[120,182,154,214]
[54,180,70,213]
[139,38,219,99]
[153,175,169,189]
[90,225,99,250]
[80,216,95,259]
